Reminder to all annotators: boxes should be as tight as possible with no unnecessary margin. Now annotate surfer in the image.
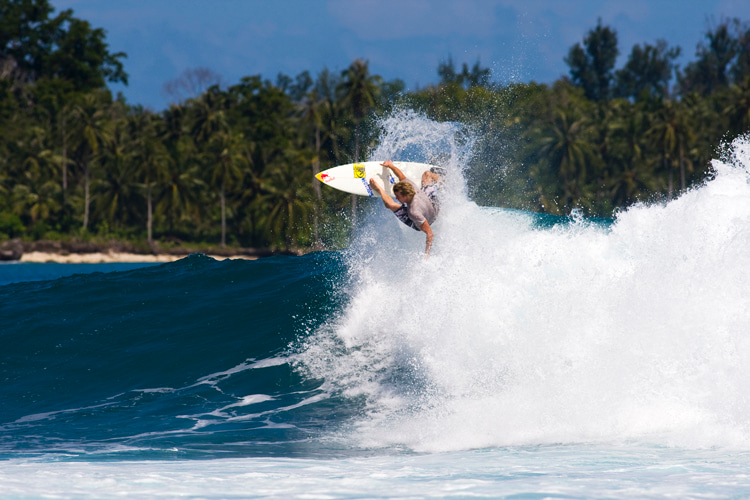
[368,160,441,257]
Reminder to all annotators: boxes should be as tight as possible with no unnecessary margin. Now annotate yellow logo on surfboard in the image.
[353,163,366,179]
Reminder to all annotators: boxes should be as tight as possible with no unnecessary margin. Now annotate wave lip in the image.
[296,134,750,453]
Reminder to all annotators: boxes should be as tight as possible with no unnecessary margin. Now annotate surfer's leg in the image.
[421,183,441,211]
[421,170,441,186]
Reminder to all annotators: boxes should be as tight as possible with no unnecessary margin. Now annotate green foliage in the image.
[0,0,127,92]
[438,57,491,89]
[0,212,25,238]
[679,18,750,95]
[615,40,680,101]
[565,19,619,102]
[1,7,749,249]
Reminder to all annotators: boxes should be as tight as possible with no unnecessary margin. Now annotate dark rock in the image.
[26,240,64,254]
[0,238,23,261]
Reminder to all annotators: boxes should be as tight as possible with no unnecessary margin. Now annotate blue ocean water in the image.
[2,119,750,498]
[0,252,349,460]
[0,262,162,287]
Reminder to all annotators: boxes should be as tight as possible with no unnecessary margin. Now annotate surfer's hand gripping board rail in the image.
[315,161,437,198]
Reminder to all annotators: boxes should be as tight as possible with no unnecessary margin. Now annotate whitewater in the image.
[2,114,750,498]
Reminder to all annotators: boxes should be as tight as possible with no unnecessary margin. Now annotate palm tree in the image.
[208,130,246,247]
[725,76,750,136]
[93,110,135,230]
[12,154,61,227]
[9,119,64,231]
[188,87,248,246]
[69,91,115,230]
[337,60,381,220]
[338,60,381,161]
[12,181,61,226]
[156,102,205,235]
[534,107,597,211]
[94,148,136,229]
[158,160,204,237]
[189,86,229,145]
[262,153,314,250]
[161,103,188,145]
[129,111,172,243]
[58,102,73,201]
[315,69,348,166]
[607,103,657,206]
[647,99,694,197]
[299,87,327,248]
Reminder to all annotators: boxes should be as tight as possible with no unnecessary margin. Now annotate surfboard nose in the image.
[316,172,335,183]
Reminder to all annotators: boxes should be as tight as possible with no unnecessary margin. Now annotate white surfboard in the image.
[315,161,436,197]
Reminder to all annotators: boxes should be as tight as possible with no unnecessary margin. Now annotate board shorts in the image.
[394,184,440,231]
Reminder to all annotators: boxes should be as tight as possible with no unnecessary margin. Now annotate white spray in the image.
[297,112,750,453]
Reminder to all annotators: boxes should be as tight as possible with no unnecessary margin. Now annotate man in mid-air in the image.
[368,160,441,257]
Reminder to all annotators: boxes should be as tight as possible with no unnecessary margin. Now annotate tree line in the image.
[406,19,750,215]
[1,1,749,250]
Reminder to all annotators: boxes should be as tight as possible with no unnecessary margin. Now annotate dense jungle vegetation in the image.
[1,0,749,250]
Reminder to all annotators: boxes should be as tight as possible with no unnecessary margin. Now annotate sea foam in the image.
[297,116,750,453]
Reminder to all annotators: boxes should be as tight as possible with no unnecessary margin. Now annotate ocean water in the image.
[2,117,750,498]
[0,262,161,287]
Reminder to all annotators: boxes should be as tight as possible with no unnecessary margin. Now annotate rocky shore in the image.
[0,238,301,263]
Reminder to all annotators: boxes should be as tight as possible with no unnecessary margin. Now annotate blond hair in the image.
[392,181,415,197]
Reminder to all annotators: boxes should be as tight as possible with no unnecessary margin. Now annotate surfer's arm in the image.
[381,160,407,181]
[369,178,401,212]
[420,220,434,257]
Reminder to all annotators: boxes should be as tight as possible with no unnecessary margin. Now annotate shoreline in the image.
[18,251,258,264]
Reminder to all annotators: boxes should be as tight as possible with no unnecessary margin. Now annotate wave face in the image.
[2,114,750,460]
[0,253,349,459]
